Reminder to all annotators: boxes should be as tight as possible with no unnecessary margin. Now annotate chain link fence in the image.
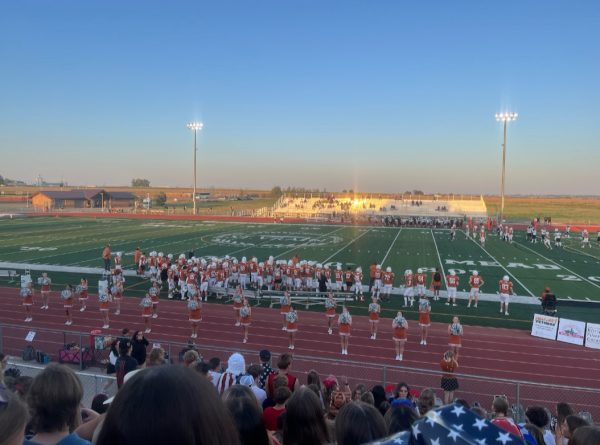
[1,322,598,422]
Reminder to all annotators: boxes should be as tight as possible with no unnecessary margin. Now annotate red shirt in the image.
[491,418,523,439]
[263,406,286,431]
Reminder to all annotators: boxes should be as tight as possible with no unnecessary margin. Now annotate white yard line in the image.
[430,229,447,290]
[515,241,600,291]
[465,235,536,297]
[380,229,402,266]
[321,228,373,264]
[274,226,349,259]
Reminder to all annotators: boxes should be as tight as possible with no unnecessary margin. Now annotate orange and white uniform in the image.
[393,316,407,342]
[448,323,463,347]
[61,289,74,308]
[40,276,51,293]
[141,296,153,317]
[279,295,291,315]
[418,299,431,327]
[286,310,298,332]
[21,286,33,306]
[325,297,336,318]
[469,275,484,295]
[368,302,380,323]
[78,280,88,301]
[99,293,110,312]
[415,272,427,295]
[499,280,513,302]
[188,299,202,322]
[338,312,352,336]
[446,274,459,299]
[239,305,252,326]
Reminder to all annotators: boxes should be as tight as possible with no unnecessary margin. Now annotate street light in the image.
[186,121,204,215]
[495,112,518,223]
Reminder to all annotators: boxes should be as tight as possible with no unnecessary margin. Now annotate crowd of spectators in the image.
[1,348,598,445]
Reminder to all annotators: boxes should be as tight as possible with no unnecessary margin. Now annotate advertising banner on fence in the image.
[556,318,586,346]
[531,314,559,340]
[584,323,600,349]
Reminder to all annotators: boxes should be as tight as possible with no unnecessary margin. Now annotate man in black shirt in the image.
[114,339,138,388]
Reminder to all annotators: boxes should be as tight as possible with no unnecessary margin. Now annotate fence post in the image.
[515,382,521,422]
[0,325,3,353]
[382,365,387,387]
[79,332,83,371]
[168,342,172,364]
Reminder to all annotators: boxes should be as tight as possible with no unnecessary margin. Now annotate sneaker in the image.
[474,304,478,308]
[328,328,332,335]
[445,302,450,306]
[168,295,173,299]
[282,326,287,330]
[145,328,151,333]
[505,312,509,316]
[452,303,457,306]
[243,338,247,344]
[80,307,86,312]
[152,314,158,319]
[373,335,376,340]
[115,310,120,315]
[65,321,70,325]
[499,309,503,313]
[424,340,427,345]
[467,304,471,308]
[398,354,403,361]
[235,322,240,327]
[25,317,32,322]
[40,305,45,309]
[342,349,345,355]
[103,324,109,329]
[420,340,424,345]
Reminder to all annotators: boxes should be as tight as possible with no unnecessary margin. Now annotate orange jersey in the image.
[369,264,377,278]
[334,270,343,282]
[469,276,483,288]
[382,271,394,285]
[499,281,513,293]
[416,273,426,285]
[343,271,353,282]
[404,274,414,287]
[447,275,459,287]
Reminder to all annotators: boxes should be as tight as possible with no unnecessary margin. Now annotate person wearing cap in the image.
[258,350,274,389]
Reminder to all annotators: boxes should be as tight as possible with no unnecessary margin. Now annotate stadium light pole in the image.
[186,121,204,215]
[495,112,518,223]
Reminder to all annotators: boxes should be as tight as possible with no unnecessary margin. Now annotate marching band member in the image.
[239,297,251,344]
[324,292,337,334]
[21,282,34,322]
[39,272,51,310]
[338,306,352,355]
[448,316,463,360]
[78,278,88,312]
[368,296,380,340]
[286,305,298,350]
[418,294,431,345]
[392,311,408,361]
[140,293,153,333]
[61,284,74,326]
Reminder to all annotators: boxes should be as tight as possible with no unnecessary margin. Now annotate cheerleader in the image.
[239,297,251,344]
[99,290,111,329]
[188,297,202,339]
[148,280,160,319]
[338,306,352,355]
[392,311,408,361]
[112,270,124,315]
[61,284,74,326]
[286,305,298,350]
[324,292,337,334]
[418,295,431,345]
[141,294,153,333]
[233,285,243,326]
[78,278,88,312]
[280,291,291,330]
[39,272,51,310]
[368,296,380,340]
[21,283,34,322]
[448,316,463,360]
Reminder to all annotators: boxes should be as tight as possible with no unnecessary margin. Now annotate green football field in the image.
[1,216,599,329]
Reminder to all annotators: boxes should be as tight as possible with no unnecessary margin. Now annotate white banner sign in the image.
[557,318,586,346]
[584,322,600,349]
[531,314,559,340]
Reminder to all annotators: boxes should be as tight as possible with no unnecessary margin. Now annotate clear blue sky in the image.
[1,1,599,195]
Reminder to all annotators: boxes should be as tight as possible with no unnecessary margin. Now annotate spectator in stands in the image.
[96,366,240,445]
[90,394,109,414]
[223,385,270,445]
[282,387,329,445]
[130,330,149,366]
[417,388,436,416]
[525,405,556,445]
[183,349,200,367]
[392,382,412,403]
[521,423,547,445]
[352,383,367,401]
[263,386,291,431]
[0,352,10,400]
[266,353,299,397]
[24,364,90,445]
[360,391,375,405]
[370,385,388,416]
[217,353,246,396]
[242,366,267,405]
[208,357,223,387]
[471,405,488,419]
[114,339,138,389]
[384,403,419,435]
[570,426,600,445]
[146,347,167,367]
[490,395,523,439]
[335,401,387,445]
[306,369,325,408]
[557,415,590,444]
[258,350,274,390]
[190,361,211,379]
[0,393,29,445]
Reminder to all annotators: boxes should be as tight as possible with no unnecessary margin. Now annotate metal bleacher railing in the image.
[2,322,598,422]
